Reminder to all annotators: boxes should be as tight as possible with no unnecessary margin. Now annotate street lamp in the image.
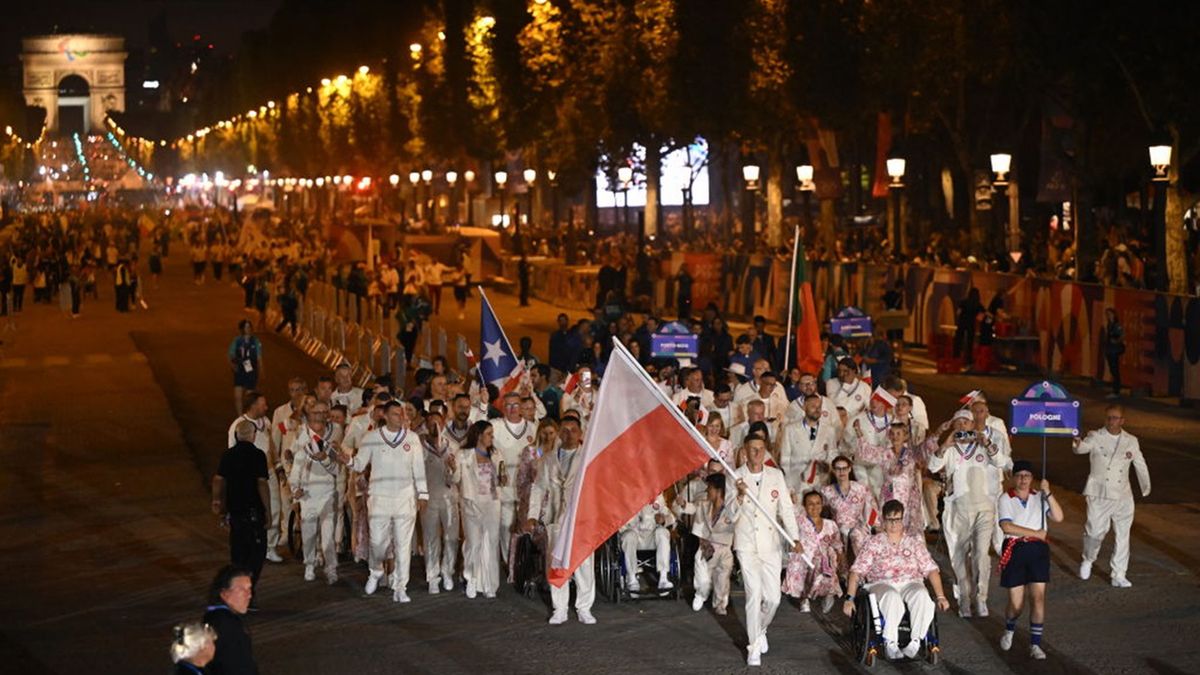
[991,152,1014,256]
[990,153,1012,187]
[1149,144,1172,181]
[796,164,815,229]
[1150,142,1172,290]
[886,157,906,256]
[464,170,476,227]
[408,171,420,221]
[446,171,458,224]
[495,170,508,231]
[742,164,760,247]
[523,168,537,227]
[422,169,435,226]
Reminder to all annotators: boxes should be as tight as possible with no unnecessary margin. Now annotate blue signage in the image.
[1010,380,1080,437]
[652,321,698,358]
[830,306,873,338]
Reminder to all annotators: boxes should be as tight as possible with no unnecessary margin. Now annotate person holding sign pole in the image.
[1073,404,1151,588]
[996,460,1063,660]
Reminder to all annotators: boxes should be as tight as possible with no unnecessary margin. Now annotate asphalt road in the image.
[1,255,1198,674]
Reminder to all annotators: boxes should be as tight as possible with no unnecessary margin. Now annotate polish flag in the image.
[959,389,982,406]
[548,339,714,587]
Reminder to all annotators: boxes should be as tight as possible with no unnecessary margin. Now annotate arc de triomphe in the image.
[20,34,127,135]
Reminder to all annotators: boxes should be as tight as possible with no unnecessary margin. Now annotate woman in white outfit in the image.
[449,421,505,599]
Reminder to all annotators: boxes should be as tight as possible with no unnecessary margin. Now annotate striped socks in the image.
[1005,616,1017,633]
[1030,622,1044,646]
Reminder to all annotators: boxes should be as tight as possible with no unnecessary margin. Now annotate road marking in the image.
[0,357,28,368]
[43,356,70,367]
[84,353,114,364]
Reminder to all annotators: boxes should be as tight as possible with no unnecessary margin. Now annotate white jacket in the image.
[776,418,837,491]
[527,445,584,527]
[621,494,676,534]
[826,377,871,420]
[728,465,800,555]
[491,418,535,503]
[289,424,341,496]
[351,427,429,504]
[1075,428,1150,500]
[692,499,736,548]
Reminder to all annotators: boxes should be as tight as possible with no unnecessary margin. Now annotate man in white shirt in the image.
[672,367,715,411]
[421,409,460,594]
[826,357,871,421]
[691,473,736,614]
[1073,404,1151,588]
[619,494,677,592]
[560,367,598,431]
[339,401,429,602]
[227,391,283,563]
[927,409,1010,618]
[730,436,802,667]
[784,372,840,431]
[271,378,308,451]
[288,401,342,584]
[729,400,777,452]
[330,363,364,412]
[525,417,597,625]
[733,359,789,425]
[491,393,535,568]
[709,384,735,432]
[777,395,837,498]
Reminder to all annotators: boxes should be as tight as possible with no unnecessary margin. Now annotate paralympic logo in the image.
[58,38,90,61]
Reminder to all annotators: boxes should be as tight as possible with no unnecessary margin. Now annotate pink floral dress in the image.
[821,481,879,558]
[782,516,843,600]
[856,440,927,535]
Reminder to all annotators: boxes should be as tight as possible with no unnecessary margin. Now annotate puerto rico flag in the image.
[478,287,524,399]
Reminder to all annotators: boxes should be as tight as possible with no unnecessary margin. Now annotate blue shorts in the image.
[1000,539,1050,588]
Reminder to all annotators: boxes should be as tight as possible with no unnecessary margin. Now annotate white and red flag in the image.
[548,339,713,587]
[959,389,982,406]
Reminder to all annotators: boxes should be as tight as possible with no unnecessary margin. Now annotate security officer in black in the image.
[212,420,270,592]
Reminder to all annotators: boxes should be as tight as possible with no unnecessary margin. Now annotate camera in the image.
[954,430,976,441]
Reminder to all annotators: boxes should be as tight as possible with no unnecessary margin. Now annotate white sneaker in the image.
[884,642,903,660]
[746,644,761,667]
[393,590,411,603]
[1030,645,1047,660]
[757,633,769,654]
[484,591,496,599]
[626,581,640,593]
[799,599,811,613]
[821,595,836,613]
[443,576,454,591]
[577,609,597,625]
[958,603,972,618]
[1079,560,1092,580]
[1111,577,1132,588]
[265,550,284,563]
[548,610,568,625]
[364,572,382,595]
[1000,630,1014,651]
[303,565,316,582]
[429,580,441,595]
[902,640,921,659]
[466,580,477,599]
[325,570,338,585]
[657,577,674,590]
[975,601,989,617]
[692,595,705,612]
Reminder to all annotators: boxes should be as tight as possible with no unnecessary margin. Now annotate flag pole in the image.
[783,224,800,371]
[476,285,527,380]
[609,337,805,556]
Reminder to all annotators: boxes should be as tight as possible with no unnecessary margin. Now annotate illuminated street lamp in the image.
[886,156,906,256]
[389,174,400,187]
[1149,144,1172,181]
[464,170,477,227]
[495,170,508,231]
[409,171,420,220]
[741,164,760,247]
[796,164,815,229]
[445,171,459,224]
[1149,142,1173,289]
[991,152,1014,255]
[422,169,435,225]
[990,153,1012,187]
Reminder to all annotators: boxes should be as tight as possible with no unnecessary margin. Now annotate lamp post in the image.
[422,169,435,227]
[742,163,760,249]
[445,171,458,225]
[408,171,420,221]
[1150,143,1172,290]
[990,153,1013,259]
[388,173,400,218]
[886,157,906,257]
[494,170,508,233]
[617,166,633,235]
[523,168,537,229]
[463,170,476,227]
[796,164,815,230]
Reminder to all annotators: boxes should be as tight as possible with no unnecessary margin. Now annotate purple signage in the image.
[1010,380,1080,437]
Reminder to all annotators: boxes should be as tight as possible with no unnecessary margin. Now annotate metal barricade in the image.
[437,326,448,359]
[456,334,469,375]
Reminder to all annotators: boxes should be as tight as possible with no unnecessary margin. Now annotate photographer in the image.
[926,409,1011,618]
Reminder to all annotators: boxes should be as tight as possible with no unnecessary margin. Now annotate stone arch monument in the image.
[20,35,127,134]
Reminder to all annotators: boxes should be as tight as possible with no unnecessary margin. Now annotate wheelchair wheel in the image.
[667,536,682,600]
[340,503,353,559]
[852,592,880,667]
[594,536,621,603]
[512,533,542,598]
[924,612,941,665]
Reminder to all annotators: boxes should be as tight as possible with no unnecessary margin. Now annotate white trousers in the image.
[945,502,994,605]
[368,496,418,590]
[550,552,595,613]
[693,545,734,610]
[298,488,337,573]
[737,548,784,648]
[620,527,671,583]
[267,472,283,548]
[499,500,516,565]
[421,495,460,585]
[1082,494,1136,578]
[868,580,935,646]
[463,499,501,595]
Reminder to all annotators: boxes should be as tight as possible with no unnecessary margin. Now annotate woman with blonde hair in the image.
[169,620,217,674]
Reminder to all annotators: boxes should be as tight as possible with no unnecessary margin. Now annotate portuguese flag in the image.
[787,228,824,374]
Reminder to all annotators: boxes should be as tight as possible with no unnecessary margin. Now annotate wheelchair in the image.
[849,588,941,667]
[594,532,682,602]
[510,531,546,599]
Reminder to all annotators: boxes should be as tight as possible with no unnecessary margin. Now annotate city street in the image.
[1,257,1198,674]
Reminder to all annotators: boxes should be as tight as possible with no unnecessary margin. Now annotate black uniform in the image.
[218,441,269,587]
[203,605,259,675]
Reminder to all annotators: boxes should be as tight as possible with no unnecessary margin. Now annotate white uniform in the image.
[491,418,536,566]
[560,387,597,430]
[1075,428,1150,580]
[331,386,365,413]
[777,417,837,497]
[351,426,429,591]
[227,414,281,548]
[927,439,1010,608]
[692,498,736,611]
[422,434,460,590]
[826,377,871,421]
[289,424,341,578]
[619,495,677,589]
[710,403,734,432]
[850,410,892,499]
[450,447,503,596]
[528,445,595,616]
[729,465,800,654]
[733,382,789,426]
[672,386,715,411]
[729,419,778,452]
[783,394,841,432]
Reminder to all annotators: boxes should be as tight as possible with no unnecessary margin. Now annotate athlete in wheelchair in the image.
[618,493,679,595]
[841,499,950,664]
